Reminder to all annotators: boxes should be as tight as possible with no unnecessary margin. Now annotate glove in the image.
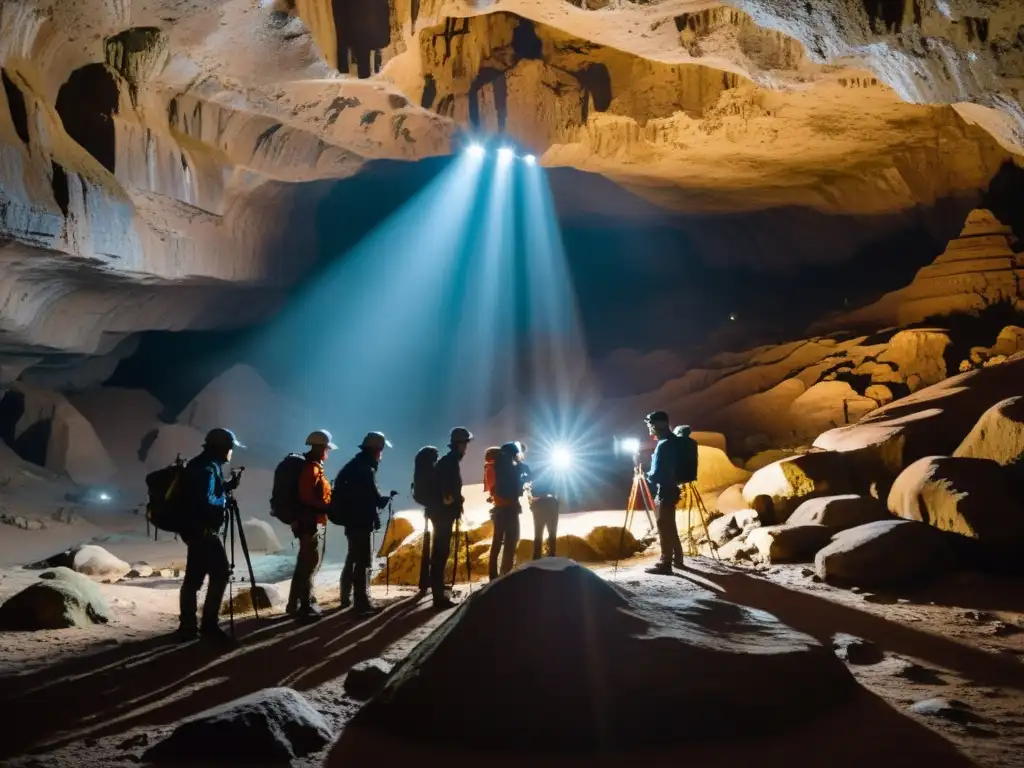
[389,490,398,498]
[225,473,241,492]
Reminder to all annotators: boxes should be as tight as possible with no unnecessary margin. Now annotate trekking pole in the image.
[227,505,236,638]
[383,499,394,595]
[418,513,431,592]
[450,518,461,590]
[464,532,472,593]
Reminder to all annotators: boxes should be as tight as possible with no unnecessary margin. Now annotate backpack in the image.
[674,434,699,484]
[270,453,306,525]
[482,446,501,497]
[493,450,522,501]
[327,458,356,526]
[411,446,440,508]
[145,455,188,536]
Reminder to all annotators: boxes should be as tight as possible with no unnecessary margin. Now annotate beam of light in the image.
[523,154,536,165]
[617,437,641,456]
[497,146,515,164]
[466,143,485,158]
[243,151,488,496]
[550,443,572,471]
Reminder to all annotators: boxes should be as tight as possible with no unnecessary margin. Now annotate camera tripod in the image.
[222,468,259,637]
[680,482,720,561]
[613,462,656,576]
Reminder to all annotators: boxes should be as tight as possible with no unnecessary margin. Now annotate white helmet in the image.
[360,431,392,451]
[305,429,338,450]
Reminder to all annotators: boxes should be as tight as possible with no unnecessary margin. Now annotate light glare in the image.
[620,437,641,455]
[550,444,573,472]
[497,147,514,163]
[98,492,111,502]
[524,154,536,165]
[467,143,485,158]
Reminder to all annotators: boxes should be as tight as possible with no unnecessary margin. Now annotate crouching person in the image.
[177,428,244,645]
[334,432,397,614]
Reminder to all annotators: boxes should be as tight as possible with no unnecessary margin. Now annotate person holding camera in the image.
[428,426,473,610]
[644,411,684,575]
[335,432,397,614]
[176,427,245,645]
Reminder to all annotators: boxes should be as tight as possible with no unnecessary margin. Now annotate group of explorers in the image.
[161,410,697,645]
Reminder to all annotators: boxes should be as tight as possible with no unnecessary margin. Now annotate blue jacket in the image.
[334,451,389,531]
[647,438,679,499]
[182,452,227,534]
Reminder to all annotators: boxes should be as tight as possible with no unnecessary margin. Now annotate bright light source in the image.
[550,444,573,472]
[523,154,536,165]
[619,437,641,455]
[466,143,485,158]
[728,312,737,321]
[98,492,111,502]
[497,147,515,163]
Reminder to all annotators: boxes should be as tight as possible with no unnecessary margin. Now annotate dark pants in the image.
[341,529,372,607]
[657,494,683,566]
[530,496,559,559]
[287,523,323,613]
[429,513,455,601]
[489,506,520,580]
[180,532,230,631]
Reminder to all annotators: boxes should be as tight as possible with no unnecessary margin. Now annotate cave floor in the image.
[0,556,1022,767]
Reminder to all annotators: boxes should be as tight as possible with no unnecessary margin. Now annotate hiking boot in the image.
[340,596,352,610]
[174,624,198,642]
[432,597,458,611]
[199,625,237,648]
[644,562,674,576]
[672,556,685,569]
[353,601,381,616]
[295,605,323,624]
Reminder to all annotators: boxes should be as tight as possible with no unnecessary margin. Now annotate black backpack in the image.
[327,459,355,526]
[145,455,188,536]
[493,450,522,501]
[270,453,306,525]
[411,446,440,507]
[674,434,699,484]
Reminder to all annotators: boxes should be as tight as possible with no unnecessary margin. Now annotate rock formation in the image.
[349,559,855,753]
[1,0,1023,379]
[0,567,111,630]
[819,209,1024,330]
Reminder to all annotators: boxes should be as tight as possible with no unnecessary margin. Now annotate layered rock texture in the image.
[1,0,1024,379]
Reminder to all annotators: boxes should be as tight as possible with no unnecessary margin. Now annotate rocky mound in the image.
[143,687,332,763]
[0,567,110,630]
[352,559,855,753]
[28,544,131,582]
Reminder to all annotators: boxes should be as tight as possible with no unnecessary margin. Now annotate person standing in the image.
[335,432,396,613]
[177,428,244,644]
[286,430,336,623]
[644,411,684,574]
[430,426,473,610]
[488,441,528,580]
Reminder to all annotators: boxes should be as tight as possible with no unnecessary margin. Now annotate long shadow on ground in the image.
[0,595,436,759]
[684,565,1024,691]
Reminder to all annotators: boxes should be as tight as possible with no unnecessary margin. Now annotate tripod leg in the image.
[233,502,260,620]
[450,519,460,589]
[228,510,235,638]
[465,532,472,593]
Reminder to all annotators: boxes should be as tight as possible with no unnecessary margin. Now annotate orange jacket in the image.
[296,459,331,527]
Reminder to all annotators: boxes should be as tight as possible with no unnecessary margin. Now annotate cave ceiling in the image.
[0,0,1023,368]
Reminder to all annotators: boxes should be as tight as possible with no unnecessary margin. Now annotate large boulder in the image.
[746,524,833,563]
[0,567,110,629]
[814,520,956,587]
[953,396,1024,467]
[30,544,131,581]
[742,451,875,523]
[787,495,892,530]
[143,687,332,763]
[815,354,1024,487]
[221,584,285,615]
[69,387,163,486]
[696,445,750,494]
[349,559,855,753]
[714,483,747,515]
[785,381,878,438]
[887,456,1024,542]
[140,423,206,471]
[377,516,415,557]
[344,659,394,701]
[242,518,284,553]
[0,384,117,485]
